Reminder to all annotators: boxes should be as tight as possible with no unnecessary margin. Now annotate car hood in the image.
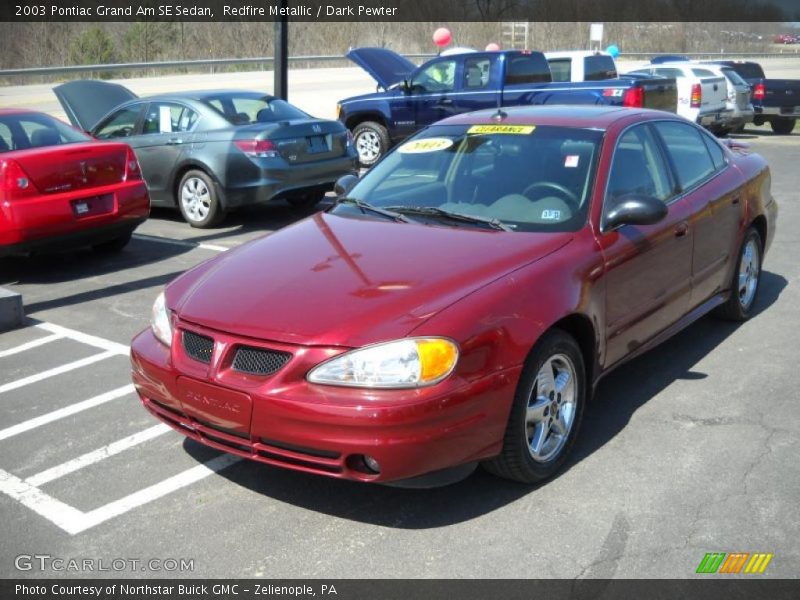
[346,47,417,90]
[169,212,572,348]
[53,80,138,132]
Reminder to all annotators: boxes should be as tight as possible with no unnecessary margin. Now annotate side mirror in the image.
[604,195,668,231]
[334,174,359,197]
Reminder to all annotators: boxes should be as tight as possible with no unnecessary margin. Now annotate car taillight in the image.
[690,83,702,108]
[0,159,37,201]
[234,139,279,158]
[124,147,142,181]
[622,86,644,108]
[752,83,765,101]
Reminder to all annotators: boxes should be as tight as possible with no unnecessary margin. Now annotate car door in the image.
[130,102,200,204]
[407,58,460,128]
[599,123,694,367]
[652,120,746,308]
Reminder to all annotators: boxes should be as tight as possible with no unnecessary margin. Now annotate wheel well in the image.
[551,314,597,386]
[751,214,767,248]
[346,113,388,131]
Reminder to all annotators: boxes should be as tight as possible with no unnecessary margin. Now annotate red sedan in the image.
[0,109,149,256]
[131,106,777,487]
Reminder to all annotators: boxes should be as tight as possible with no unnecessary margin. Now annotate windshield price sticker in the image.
[398,138,454,154]
[467,125,536,135]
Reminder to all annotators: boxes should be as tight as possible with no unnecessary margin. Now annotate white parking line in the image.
[0,350,117,395]
[0,384,135,442]
[0,454,241,535]
[133,233,229,253]
[26,424,172,486]
[35,322,130,355]
[0,334,64,359]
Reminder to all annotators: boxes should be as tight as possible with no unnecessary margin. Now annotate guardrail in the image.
[1,51,798,79]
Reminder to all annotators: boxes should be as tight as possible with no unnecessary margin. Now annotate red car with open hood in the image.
[131,105,777,487]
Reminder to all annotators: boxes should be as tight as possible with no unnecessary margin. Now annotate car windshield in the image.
[0,112,90,153]
[200,94,308,125]
[336,124,603,232]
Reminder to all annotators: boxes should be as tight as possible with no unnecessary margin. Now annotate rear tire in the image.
[352,121,390,167]
[715,227,763,322]
[482,330,586,484]
[770,117,796,135]
[177,170,225,228]
[92,231,132,253]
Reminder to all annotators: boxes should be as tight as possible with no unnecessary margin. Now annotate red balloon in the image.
[485,42,501,51]
[433,27,452,47]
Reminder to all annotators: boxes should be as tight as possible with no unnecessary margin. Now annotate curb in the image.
[0,287,24,332]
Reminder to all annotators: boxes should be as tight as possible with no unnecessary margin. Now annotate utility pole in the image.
[274,0,288,100]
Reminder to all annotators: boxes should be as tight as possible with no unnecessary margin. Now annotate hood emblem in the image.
[79,161,88,183]
[312,124,322,133]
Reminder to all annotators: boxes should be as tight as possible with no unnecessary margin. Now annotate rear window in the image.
[547,59,571,82]
[202,95,308,125]
[0,112,89,152]
[505,54,550,85]
[721,68,747,87]
[729,62,765,80]
[653,68,684,78]
[584,55,617,81]
[692,68,717,78]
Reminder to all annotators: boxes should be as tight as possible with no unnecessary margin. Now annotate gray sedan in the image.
[55,81,358,227]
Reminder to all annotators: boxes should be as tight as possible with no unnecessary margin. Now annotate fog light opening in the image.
[364,455,381,474]
[347,454,381,475]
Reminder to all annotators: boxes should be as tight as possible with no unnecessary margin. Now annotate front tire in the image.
[715,227,763,321]
[770,117,796,135]
[352,121,389,167]
[483,330,586,484]
[177,170,225,228]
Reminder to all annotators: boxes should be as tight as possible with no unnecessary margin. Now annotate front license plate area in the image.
[176,377,252,436]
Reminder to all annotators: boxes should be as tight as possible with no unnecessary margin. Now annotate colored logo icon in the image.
[696,552,773,574]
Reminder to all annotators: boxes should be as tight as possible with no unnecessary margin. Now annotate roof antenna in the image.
[491,107,507,121]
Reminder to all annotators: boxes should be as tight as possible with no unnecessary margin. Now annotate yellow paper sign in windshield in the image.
[467,125,536,135]
[398,137,454,154]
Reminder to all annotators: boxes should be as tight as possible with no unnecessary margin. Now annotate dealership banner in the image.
[1,0,799,22]
[3,579,800,599]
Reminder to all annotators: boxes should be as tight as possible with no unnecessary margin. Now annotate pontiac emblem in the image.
[79,161,88,183]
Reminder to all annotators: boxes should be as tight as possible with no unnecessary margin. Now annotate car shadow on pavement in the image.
[184,271,787,528]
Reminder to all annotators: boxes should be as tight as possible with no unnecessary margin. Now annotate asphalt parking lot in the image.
[0,121,798,579]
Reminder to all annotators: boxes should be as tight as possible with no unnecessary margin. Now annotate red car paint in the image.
[130,106,777,484]
[0,109,149,256]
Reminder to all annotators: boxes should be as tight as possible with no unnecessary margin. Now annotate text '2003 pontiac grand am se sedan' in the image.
[131,105,777,487]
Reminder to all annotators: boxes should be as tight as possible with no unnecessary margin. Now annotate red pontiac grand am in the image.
[131,105,777,487]
[0,109,149,256]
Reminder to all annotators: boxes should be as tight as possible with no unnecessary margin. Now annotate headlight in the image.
[307,338,459,388]
[150,291,173,347]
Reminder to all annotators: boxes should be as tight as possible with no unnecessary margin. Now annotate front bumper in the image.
[223,155,358,209]
[130,327,518,484]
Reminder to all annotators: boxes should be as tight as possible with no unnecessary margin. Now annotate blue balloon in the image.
[606,44,620,59]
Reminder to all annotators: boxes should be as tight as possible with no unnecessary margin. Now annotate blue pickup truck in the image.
[706,60,800,135]
[337,48,677,165]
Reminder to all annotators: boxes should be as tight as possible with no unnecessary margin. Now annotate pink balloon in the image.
[433,27,452,48]
[485,42,501,51]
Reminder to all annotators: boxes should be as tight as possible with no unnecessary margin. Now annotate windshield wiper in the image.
[334,197,410,223]
[384,205,511,231]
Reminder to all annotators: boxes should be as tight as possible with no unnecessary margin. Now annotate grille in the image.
[232,346,291,376]
[182,330,214,364]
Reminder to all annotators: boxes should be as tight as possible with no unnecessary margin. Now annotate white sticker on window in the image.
[541,209,562,220]
[564,155,579,168]
[159,106,173,133]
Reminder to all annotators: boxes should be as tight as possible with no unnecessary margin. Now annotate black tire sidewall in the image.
[178,170,222,228]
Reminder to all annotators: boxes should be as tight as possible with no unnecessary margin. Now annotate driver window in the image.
[95,107,141,139]
[412,60,457,93]
[606,124,673,207]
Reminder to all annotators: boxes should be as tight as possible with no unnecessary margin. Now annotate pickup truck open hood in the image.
[346,47,417,90]
[53,80,138,132]
[167,212,572,348]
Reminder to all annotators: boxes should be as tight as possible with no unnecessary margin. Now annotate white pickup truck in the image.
[626,62,732,133]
